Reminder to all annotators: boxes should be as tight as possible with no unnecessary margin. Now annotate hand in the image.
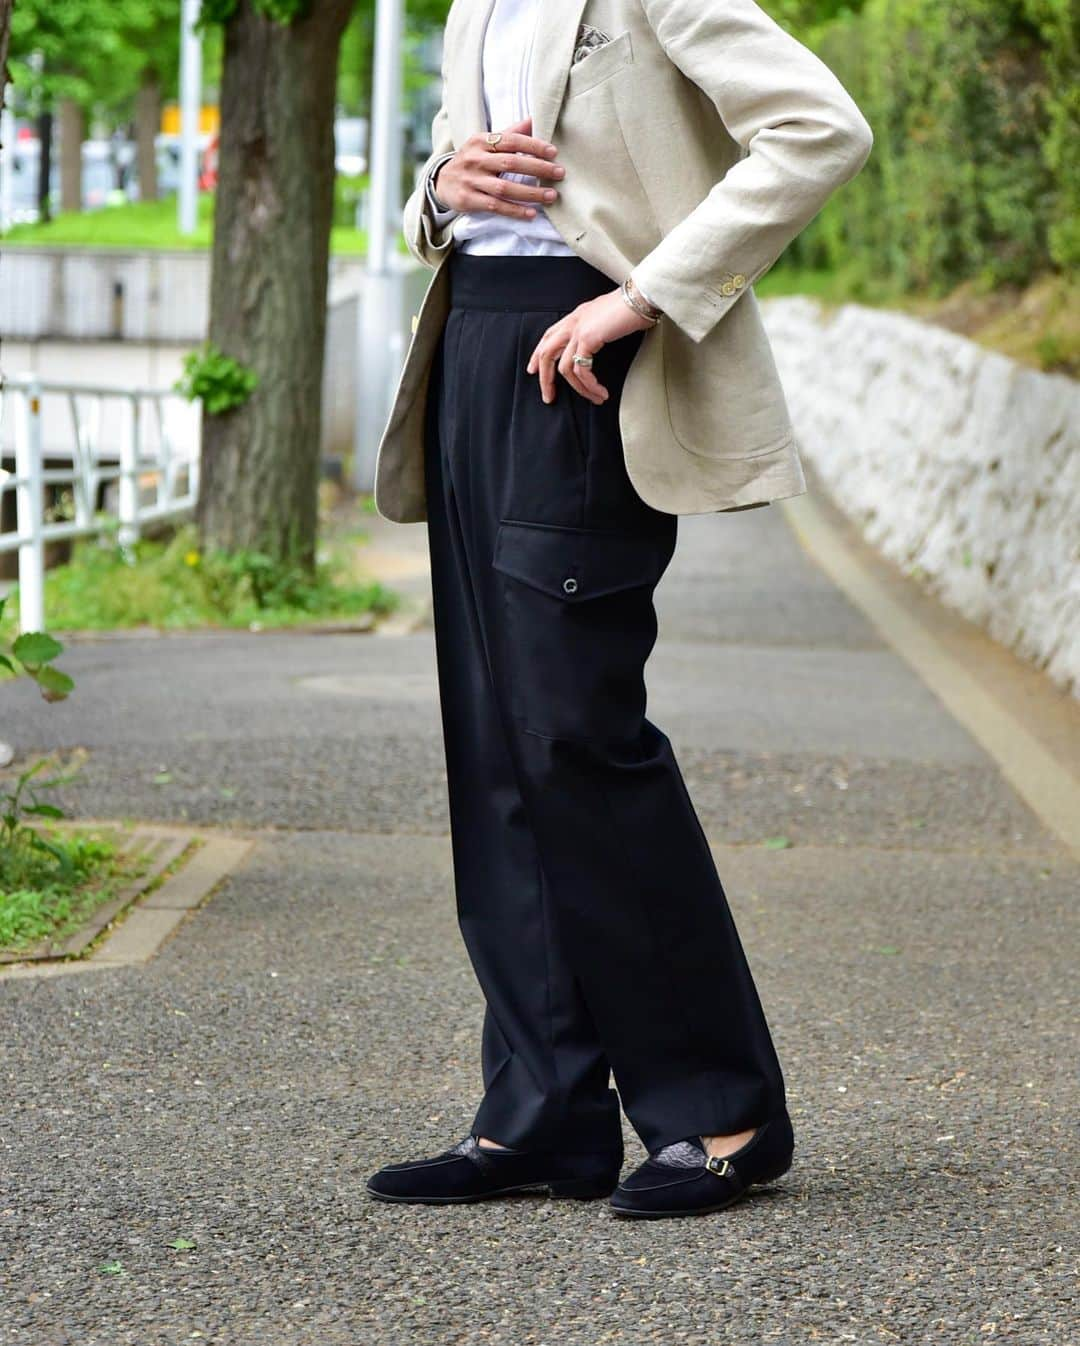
[526,289,654,406]
[432,116,565,220]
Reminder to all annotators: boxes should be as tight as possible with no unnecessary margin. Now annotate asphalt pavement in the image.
[1,488,1076,1345]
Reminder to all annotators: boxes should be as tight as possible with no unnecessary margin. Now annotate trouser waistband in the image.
[448,250,619,312]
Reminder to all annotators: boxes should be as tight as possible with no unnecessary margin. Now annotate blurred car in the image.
[1,127,138,224]
[2,116,368,226]
[154,131,215,199]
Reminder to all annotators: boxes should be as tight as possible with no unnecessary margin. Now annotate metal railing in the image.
[0,374,201,633]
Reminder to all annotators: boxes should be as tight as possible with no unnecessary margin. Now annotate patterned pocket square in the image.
[573,23,612,65]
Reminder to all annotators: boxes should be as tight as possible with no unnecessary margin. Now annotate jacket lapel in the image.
[530,0,590,145]
[447,0,590,147]
[447,0,495,143]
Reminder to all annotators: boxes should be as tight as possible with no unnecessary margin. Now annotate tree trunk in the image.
[58,99,84,213]
[36,109,53,223]
[196,0,354,568]
[135,77,160,202]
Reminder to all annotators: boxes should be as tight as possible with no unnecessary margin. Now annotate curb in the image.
[375,592,433,636]
[0,828,254,981]
[782,491,1080,862]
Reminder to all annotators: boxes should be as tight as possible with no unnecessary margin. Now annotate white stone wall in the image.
[761,296,1080,698]
[0,248,366,342]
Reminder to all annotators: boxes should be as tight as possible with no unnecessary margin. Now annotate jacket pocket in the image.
[566,30,635,98]
[492,519,673,744]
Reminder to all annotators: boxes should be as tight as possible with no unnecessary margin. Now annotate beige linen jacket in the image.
[373,0,873,523]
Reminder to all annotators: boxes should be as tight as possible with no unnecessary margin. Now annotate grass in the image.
[0,825,134,955]
[3,195,217,251]
[0,185,406,258]
[0,523,398,641]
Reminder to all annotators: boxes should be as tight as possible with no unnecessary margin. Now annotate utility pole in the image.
[354,0,404,491]
[178,0,203,236]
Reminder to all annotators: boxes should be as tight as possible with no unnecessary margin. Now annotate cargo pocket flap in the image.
[492,520,664,603]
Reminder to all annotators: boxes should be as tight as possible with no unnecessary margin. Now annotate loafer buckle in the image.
[705,1155,733,1178]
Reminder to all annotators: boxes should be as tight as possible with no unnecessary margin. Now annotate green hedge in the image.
[786,0,1078,294]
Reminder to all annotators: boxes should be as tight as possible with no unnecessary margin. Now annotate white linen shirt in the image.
[425,0,576,256]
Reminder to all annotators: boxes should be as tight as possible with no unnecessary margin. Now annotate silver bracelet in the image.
[620,278,662,325]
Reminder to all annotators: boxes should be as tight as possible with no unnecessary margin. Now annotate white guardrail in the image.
[0,374,201,633]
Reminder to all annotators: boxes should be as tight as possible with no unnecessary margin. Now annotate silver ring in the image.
[572,354,594,368]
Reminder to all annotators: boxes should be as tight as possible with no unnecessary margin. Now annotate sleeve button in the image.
[562,577,579,595]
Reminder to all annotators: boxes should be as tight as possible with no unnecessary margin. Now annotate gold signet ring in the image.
[485,132,503,150]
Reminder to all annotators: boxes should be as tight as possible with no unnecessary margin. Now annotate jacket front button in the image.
[720,281,736,297]
[733,274,746,288]
[562,577,579,595]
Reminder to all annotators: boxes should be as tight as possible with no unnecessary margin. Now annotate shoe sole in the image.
[366,1177,617,1205]
[609,1157,793,1220]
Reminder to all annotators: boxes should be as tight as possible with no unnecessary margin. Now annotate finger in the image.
[538,335,568,404]
[559,342,602,405]
[566,334,609,401]
[472,175,560,206]
[558,347,589,402]
[489,134,560,160]
[557,337,598,405]
[486,118,560,161]
[482,153,565,181]
[460,189,540,221]
[572,361,609,403]
[526,324,562,375]
[562,336,612,406]
[457,195,538,220]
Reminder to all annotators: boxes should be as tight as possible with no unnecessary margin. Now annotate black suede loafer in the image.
[366,1134,623,1205]
[610,1113,794,1219]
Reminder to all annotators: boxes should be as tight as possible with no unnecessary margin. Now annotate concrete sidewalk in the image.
[1,487,1076,1345]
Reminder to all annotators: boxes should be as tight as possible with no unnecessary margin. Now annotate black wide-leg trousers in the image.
[423,251,787,1156]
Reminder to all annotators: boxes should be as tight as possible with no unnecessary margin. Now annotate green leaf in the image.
[168,1237,197,1251]
[24,803,65,819]
[763,836,793,851]
[153,772,173,786]
[0,654,13,673]
[16,759,49,788]
[11,632,64,670]
[99,1260,124,1275]
[175,341,258,415]
[35,665,75,703]
[29,831,74,877]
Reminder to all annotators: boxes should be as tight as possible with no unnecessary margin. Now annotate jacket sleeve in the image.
[403,100,459,269]
[631,0,873,344]
[425,151,461,228]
